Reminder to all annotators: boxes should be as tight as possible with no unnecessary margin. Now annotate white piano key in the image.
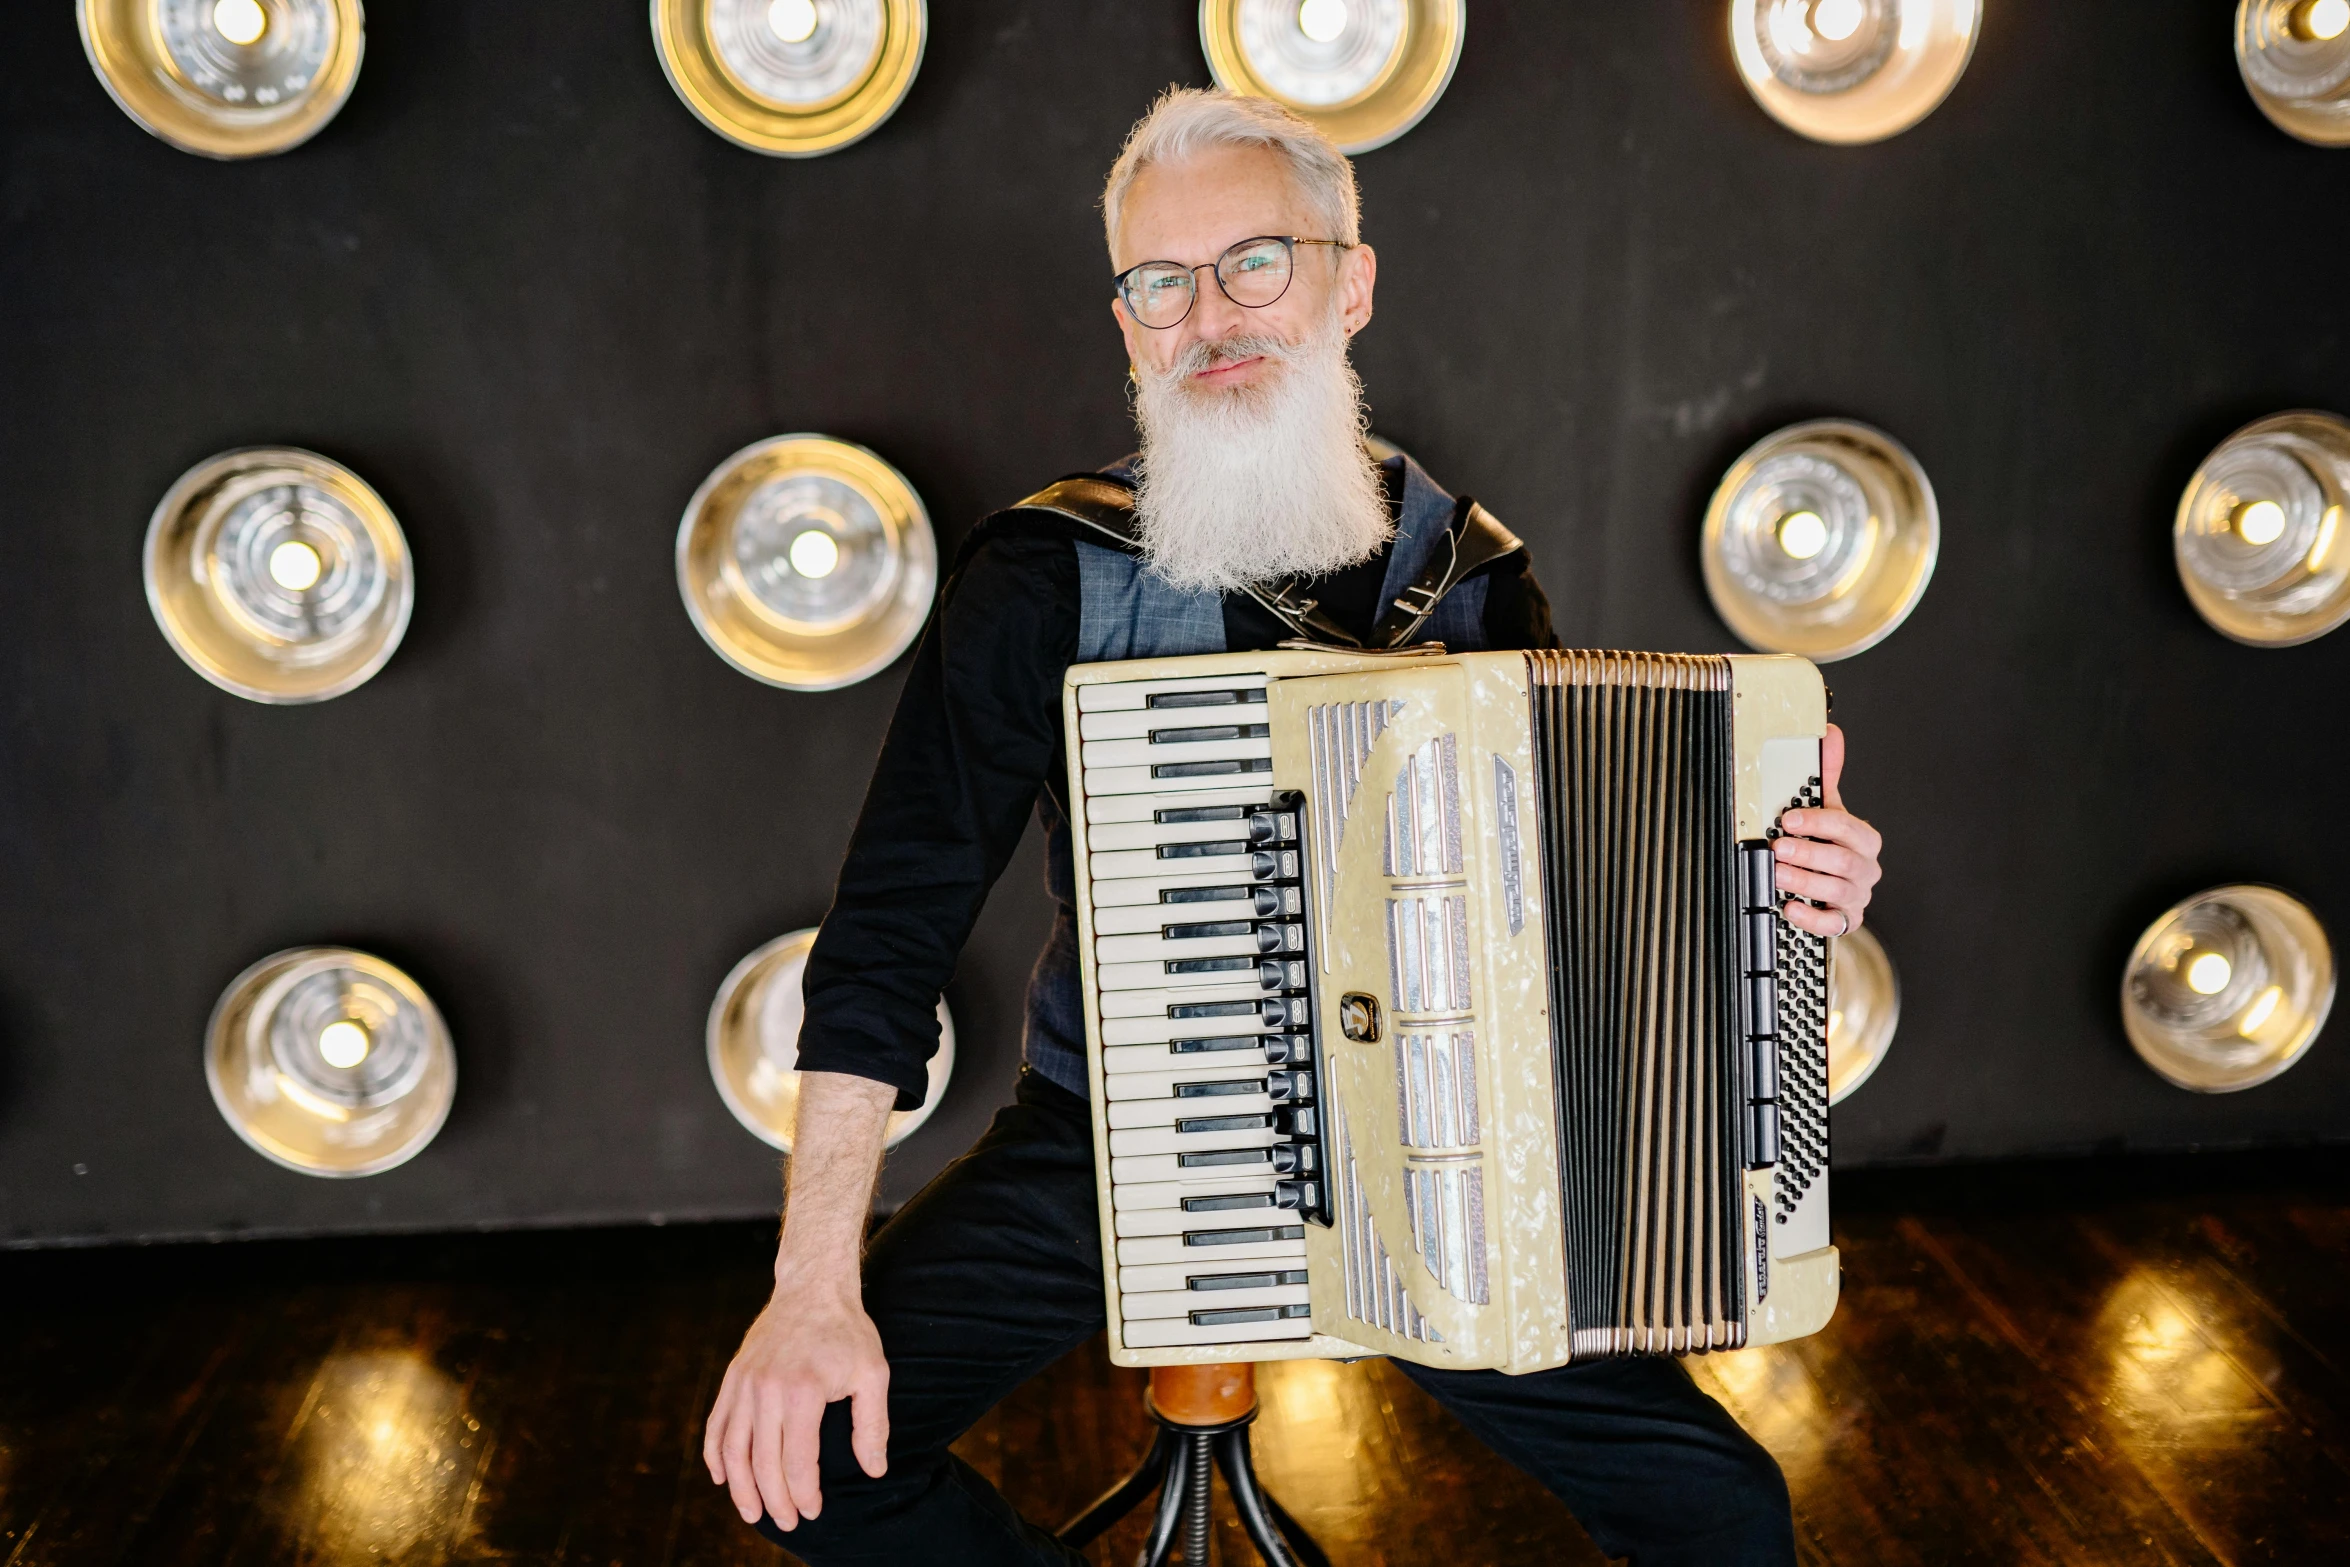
[1119,1314,1314,1349]
[1104,1067,1271,1103]
[1090,847,1266,882]
[1120,1259,1310,1294]
[1102,1040,1275,1077]
[1078,703,1270,742]
[1086,786,1267,825]
[1083,734,1272,771]
[1086,815,1270,854]
[1110,1145,1282,1184]
[1115,1229,1307,1267]
[1076,675,1271,712]
[1091,897,1260,936]
[1085,764,1274,798]
[1098,981,1265,1018]
[1120,1283,1311,1320]
[1090,870,1280,907]
[1111,1174,1280,1211]
[1097,929,1266,965]
[1101,1005,1288,1049]
[1114,1198,1296,1238]
[1107,1122,1277,1159]
[1105,1092,1275,1131]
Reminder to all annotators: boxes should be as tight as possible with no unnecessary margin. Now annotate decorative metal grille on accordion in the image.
[1066,647,1841,1373]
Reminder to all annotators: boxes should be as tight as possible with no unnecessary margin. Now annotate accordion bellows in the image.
[1067,648,1840,1373]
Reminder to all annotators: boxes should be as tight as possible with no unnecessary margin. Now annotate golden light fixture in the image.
[205,947,457,1176]
[1827,924,1899,1104]
[651,0,926,157]
[2238,0,2350,144]
[145,447,414,704]
[1701,418,1940,661]
[1729,0,1981,144]
[1199,0,1466,154]
[676,434,936,690]
[2175,411,2350,646]
[707,927,955,1151]
[78,0,365,159]
[2122,885,2334,1093]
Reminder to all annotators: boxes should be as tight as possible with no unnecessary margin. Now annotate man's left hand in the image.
[1771,723,1882,938]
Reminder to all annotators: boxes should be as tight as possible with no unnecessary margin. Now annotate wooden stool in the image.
[1055,1363,1330,1566]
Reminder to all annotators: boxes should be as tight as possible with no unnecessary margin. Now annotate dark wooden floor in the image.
[5,1151,2347,1566]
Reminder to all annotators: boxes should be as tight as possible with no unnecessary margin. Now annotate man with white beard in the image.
[704,89,1883,1566]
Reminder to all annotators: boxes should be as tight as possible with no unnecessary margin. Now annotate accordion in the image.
[1066,647,1840,1373]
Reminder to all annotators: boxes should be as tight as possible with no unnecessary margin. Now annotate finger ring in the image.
[1834,910,1852,938]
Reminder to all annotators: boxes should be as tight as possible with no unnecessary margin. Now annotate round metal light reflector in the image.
[1702,419,1939,661]
[677,434,936,690]
[1827,925,1899,1104]
[2175,411,2350,646]
[2122,885,2334,1093]
[205,946,456,1176]
[2237,0,2350,145]
[145,446,414,703]
[707,927,954,1151]
[1199,0,1465,154]
[78,0,364,159]
[1730,0,1981,144]
[652,0,925,156]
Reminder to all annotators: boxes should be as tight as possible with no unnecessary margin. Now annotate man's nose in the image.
[1186,274,1253,339]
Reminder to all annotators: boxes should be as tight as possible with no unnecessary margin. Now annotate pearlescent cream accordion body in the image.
[1066,648,1840,1373]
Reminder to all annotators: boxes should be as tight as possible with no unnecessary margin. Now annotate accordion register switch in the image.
[1067,647,1838,1372]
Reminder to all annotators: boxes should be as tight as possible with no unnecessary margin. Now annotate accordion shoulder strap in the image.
[1000,474,1524,652]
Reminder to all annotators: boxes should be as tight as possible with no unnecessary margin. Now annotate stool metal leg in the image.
[1137,1434,1193,1567]
[1213,1426,1331,1567]
[1058,1427,1176,1551]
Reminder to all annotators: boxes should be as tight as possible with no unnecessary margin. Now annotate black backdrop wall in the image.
[4,1,2347,1247]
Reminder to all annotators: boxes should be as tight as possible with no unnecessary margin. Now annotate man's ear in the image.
[1342,243,1378,335]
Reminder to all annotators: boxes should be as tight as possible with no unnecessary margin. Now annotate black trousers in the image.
[757,1072,1796,1566]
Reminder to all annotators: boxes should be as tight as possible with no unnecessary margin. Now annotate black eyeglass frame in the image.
[1111,236,1355,330]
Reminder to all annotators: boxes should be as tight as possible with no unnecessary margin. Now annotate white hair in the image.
[1102,87,1361,259]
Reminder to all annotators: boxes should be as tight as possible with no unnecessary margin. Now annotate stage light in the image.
[78,0,365,159]
[205,947,457,1176]
[1826,924,1899,1104]
[707,927,955,1151]
[145,447,413,703]
[1729,0,1981,145]
[1701,419,1940,661]
[768,0,819,43]
[1199,0,1466,154]
[2175,411,2350,646]
[2122,885,2334,1093]
[2239,0,2350,143]
[213,0,267,46]
[652,0,926,157]
[677,433,936,690]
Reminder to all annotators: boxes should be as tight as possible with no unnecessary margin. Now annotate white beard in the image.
[1129,314,1391,595]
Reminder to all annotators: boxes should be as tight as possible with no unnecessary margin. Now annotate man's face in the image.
[1111,144,1377,398]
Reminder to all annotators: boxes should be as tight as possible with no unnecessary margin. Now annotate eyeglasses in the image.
[1112,236,1353,330]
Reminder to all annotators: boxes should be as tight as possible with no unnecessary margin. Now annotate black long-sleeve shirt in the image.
[796,458,1558,1107]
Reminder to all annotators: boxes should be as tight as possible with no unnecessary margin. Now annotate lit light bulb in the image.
[213,0,268,46]
[788,529,840,578]
[2185,951,2233,996]
[1810,0,1867,43]
[318,1019,371,1069]
[2295,0,2350,43]
[2239,984,2284,1036]
[768,0,819,43]
[268,538,323,591]
[1298,0,1349,44]
[1775,509,1829,561]
[2232,498,2287,546]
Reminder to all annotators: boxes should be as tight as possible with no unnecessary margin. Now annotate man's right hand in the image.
[702,1070,898,1530]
